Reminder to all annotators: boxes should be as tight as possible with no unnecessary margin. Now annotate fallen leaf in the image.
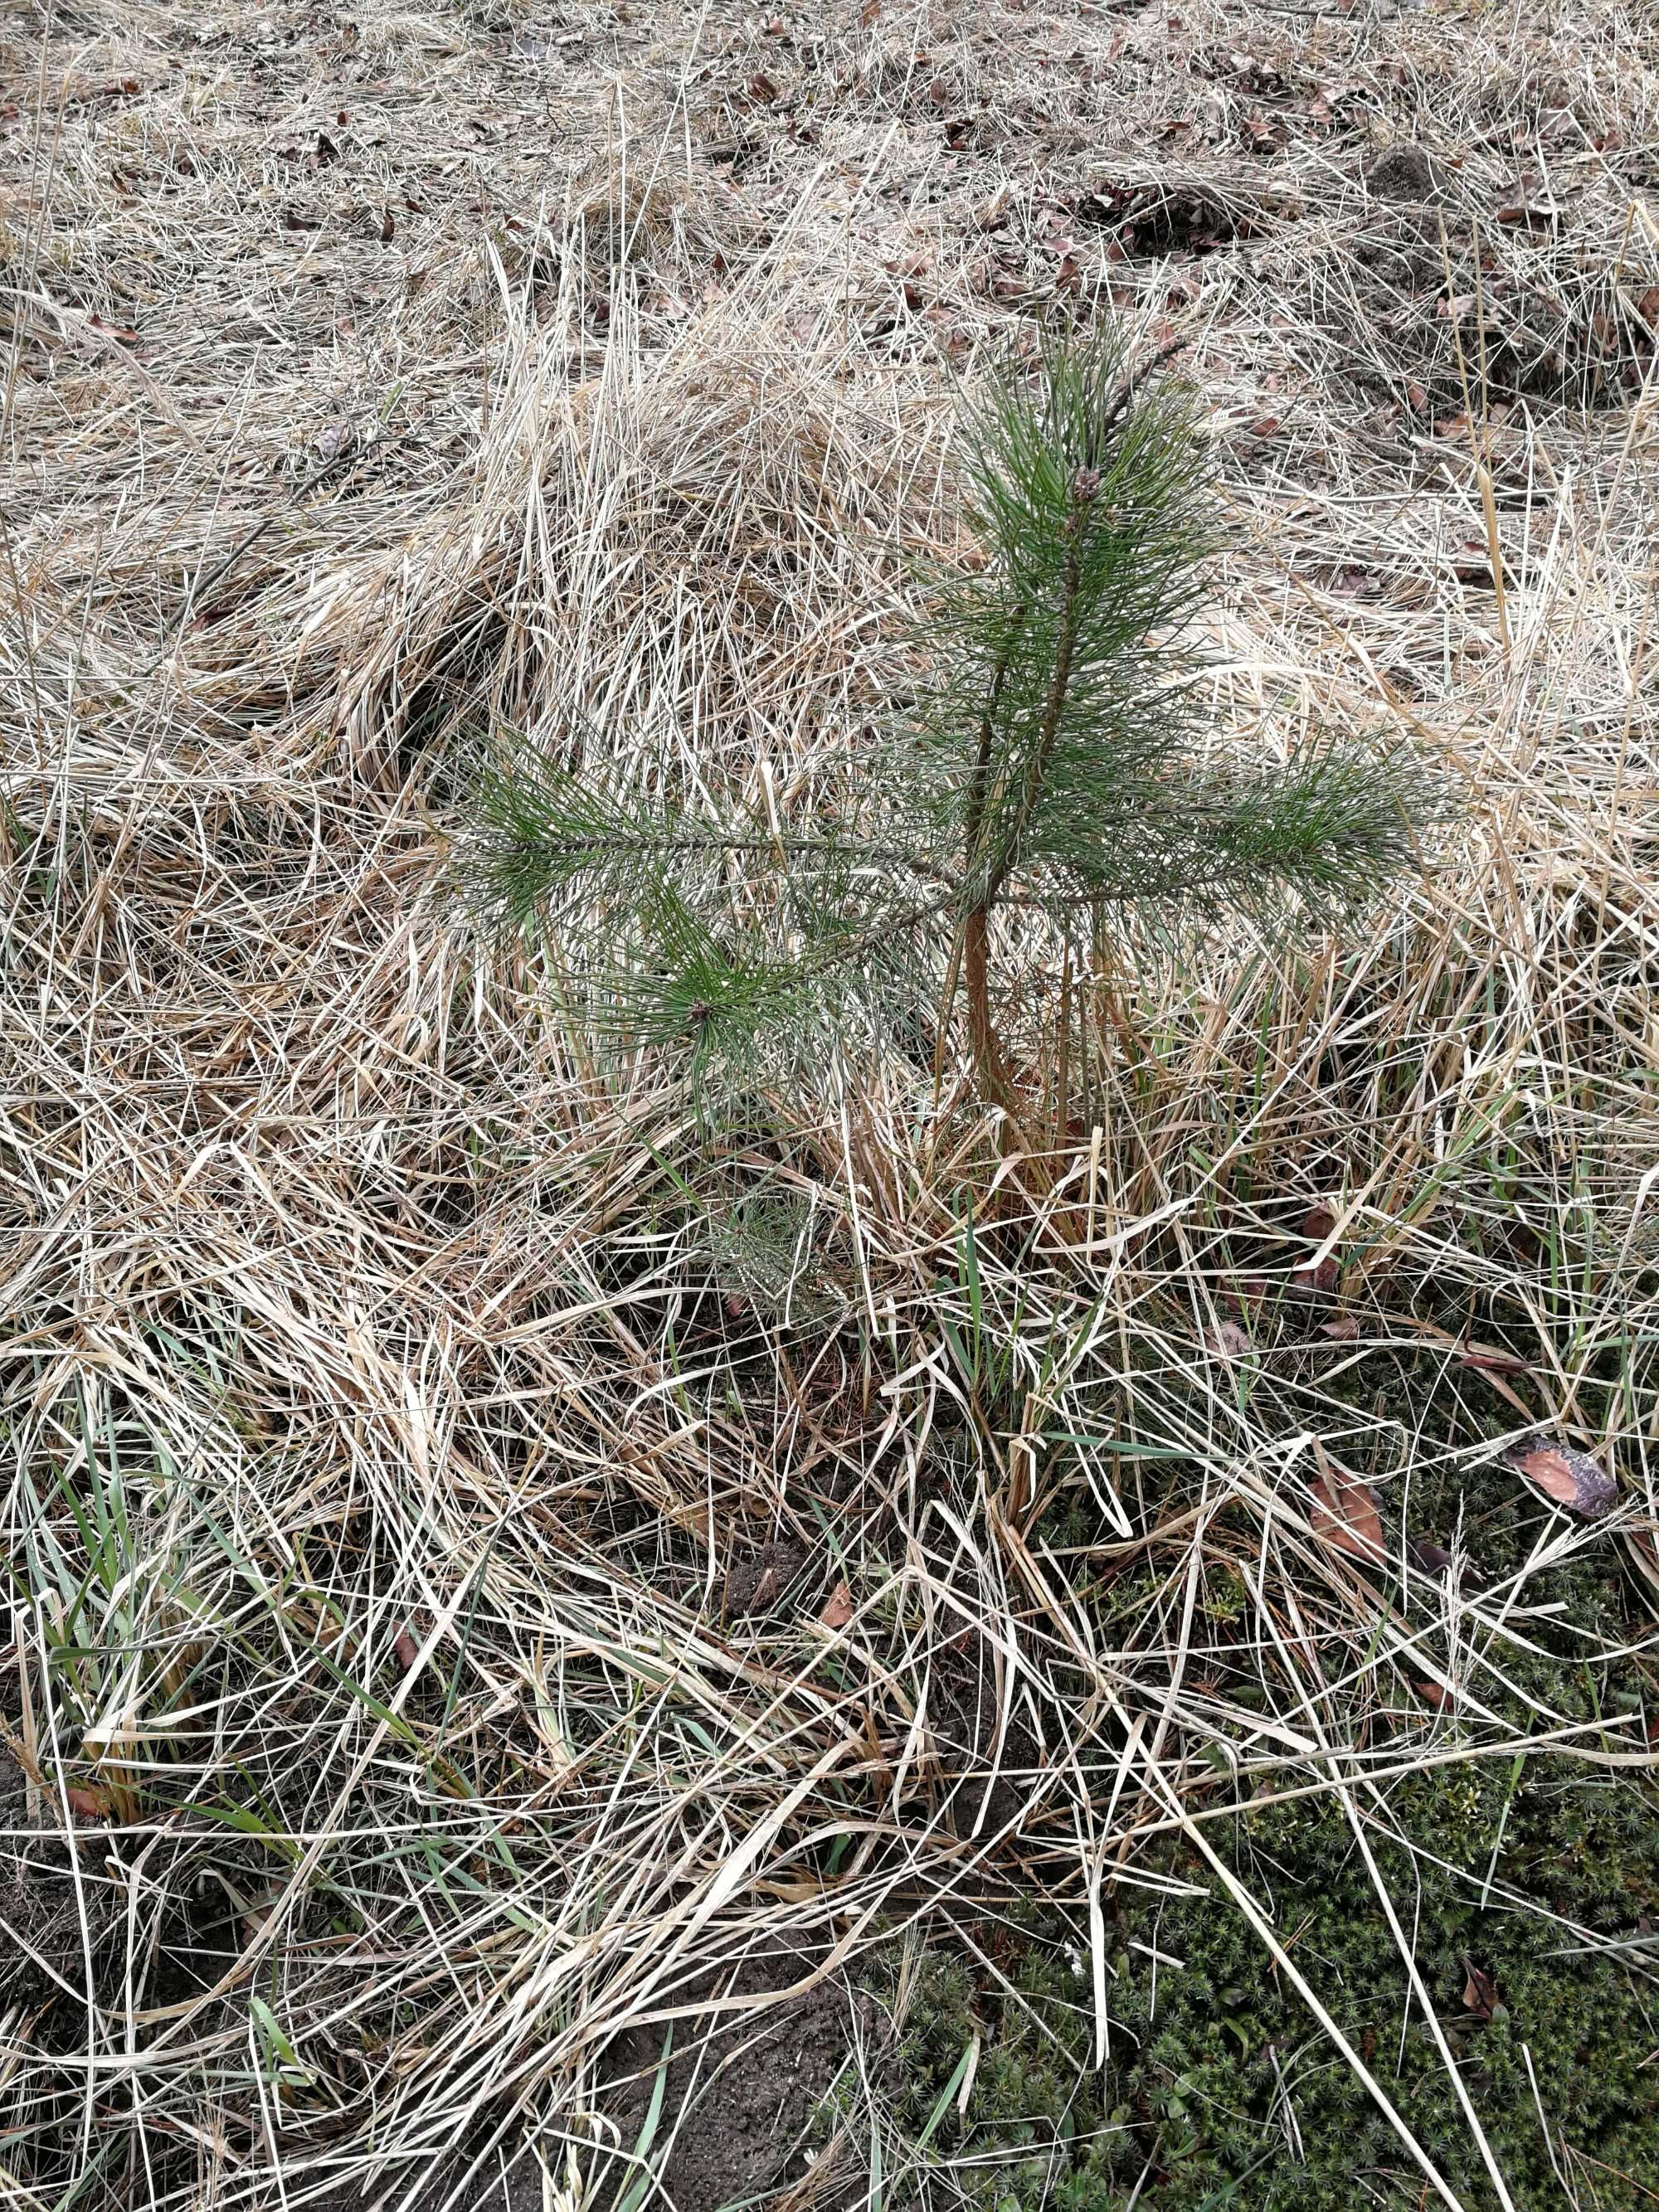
[1503,1433,1617,1519]
[87,314,140,343]
[1451,541,1496,584]
[1623,1523,1659,1604]
[1458,1339,1531,1375]
[1320,1315,1360,1343]
[1205,1320,1253,1360]
[1290,1203,1339,1295]
[1243,105,1275,148]
[1406,1535,1455,1575]
[1418,1680,1455,1709]
[747,71,779,102]
[820,1580,854,1630]
[392,1626,419,1670]
[1310,1467,1385,1563]
[1462,1960,1499,2019]
[1496,196,1562,229]
[66,1784,114,1821]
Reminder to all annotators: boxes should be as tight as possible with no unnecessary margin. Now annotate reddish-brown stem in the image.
[963,902,1018,1114]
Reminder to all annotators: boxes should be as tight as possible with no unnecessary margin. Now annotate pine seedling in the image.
[469,324,1439,1110]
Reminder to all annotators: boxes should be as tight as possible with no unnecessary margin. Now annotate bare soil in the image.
[311,2146,547,2212]
[722,1537,816,1618]
[0,1736,97,2018]
[600,1941,869,2212]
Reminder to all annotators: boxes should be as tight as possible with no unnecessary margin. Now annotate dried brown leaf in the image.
[820,1580,854,1630]
[1206,1320,1253,1360]
[1502,1433,1617,1519]
[1496,196,1562,229]
[1623,1524,1659,1603]
[1462,1960,1499,2020]
[1457,1339,1531,1375]
[1310,1469,1384,1563]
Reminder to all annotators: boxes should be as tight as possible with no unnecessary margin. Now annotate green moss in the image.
[882,1785,1659,2206]
[876,1452,1659,2207]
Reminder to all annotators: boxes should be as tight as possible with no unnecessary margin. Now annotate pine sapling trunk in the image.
[961,472,1093,1115]
[957,600,1024,1115]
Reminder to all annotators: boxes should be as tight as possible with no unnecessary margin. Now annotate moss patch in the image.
[876,1446,1659,2209]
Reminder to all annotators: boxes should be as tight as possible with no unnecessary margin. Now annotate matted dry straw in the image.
[4,0,1659,2206]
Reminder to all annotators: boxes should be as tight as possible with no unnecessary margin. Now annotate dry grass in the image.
[4,0,1659,2206]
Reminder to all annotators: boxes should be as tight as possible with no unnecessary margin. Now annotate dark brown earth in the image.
[1364,141,1454,203]
[722,1538,815,1619]
[932,1626,1042,1845]
[0,1735,99,2016]
[310,2146,546,2212]
[600,1939,868,2212]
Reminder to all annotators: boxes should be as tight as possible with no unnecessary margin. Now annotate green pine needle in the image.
[461,322,1446,1099]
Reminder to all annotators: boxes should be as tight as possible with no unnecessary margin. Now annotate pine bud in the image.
[1070,464,1102,504]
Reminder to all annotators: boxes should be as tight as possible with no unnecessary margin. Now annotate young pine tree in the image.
[471,326,1438,1110]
